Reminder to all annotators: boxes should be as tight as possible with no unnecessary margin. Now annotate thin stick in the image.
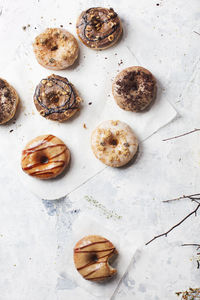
[182,243,200,248]
[163,128,200,142]
[145,203,200,245]
[194,31,200,36]
[163,194,200,203]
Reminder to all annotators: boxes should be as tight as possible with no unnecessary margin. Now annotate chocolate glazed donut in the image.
[34,74,81,121]
[76,7,123,49]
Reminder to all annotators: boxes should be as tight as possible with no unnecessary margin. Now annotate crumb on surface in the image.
[83,123,87,129]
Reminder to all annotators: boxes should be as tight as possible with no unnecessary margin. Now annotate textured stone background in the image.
[0,0,200,299]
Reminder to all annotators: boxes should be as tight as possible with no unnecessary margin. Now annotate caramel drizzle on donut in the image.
[34,76,78,117]
[74,240,116,280]
[22,135,67,176]
[79,8,120,43]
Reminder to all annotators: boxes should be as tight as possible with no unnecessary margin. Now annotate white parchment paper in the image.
[0,31,176,200]
[56,214,139,299]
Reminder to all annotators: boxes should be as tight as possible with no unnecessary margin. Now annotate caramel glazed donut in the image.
[33,28,79,70]
[91,120,138,167]
[74,235,118,281]
[21,134,70,179]
[0,78,19,124]
[34,74,81,122]
[112,66,157,112]
[76,7,123,50]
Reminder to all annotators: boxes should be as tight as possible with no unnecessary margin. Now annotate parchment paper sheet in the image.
[0,35,176,199]
[56,214,140,299]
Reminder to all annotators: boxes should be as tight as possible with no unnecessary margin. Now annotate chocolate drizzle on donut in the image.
[74,239,117,280]
[34,74,79,118]
[22,135,68,178]
[77,7,121,49]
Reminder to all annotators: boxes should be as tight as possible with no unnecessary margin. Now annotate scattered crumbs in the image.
[84,195,122,220]
[22,26,26,31]
[105,57,108,59]
[69,22,72,25]
[107,94,111,97]
[118,59,123,66]
[60,25,63,28]
[9,129,14,133]
[115,53,117,56]
[34,27,37,30]
[175,288,200,299]
[156,3,160,6]
[83,123,87,129]
[12,121,16,124]
[88,102,92,105]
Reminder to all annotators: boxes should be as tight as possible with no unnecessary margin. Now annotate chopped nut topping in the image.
[108,34,114,41]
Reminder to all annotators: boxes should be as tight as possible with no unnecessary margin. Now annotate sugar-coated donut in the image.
[34,74,82,122]
[74,235,118,281]
[91,120,138,167]
[21,134,70,179]
[33,28,79,70]
[112,66,157,112]
[0,78,19,124]
[76,7,123,50]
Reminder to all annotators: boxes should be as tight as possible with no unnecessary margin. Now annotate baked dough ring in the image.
[21,134,70,179]
[112,66,157,112]
[34,74,82,122]
[33,28,79,70]
[74,235,118,281]
[91,120,138,167]
[0,78,19,124]
[76,7,122,50]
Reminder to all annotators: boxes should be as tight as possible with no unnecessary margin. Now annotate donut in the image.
[0,78,19,124]
[76,7,123,50]
[73,235,118,281]
[34,74,82,122]
[33,28,79,70]
[91,120,138,167]
[21,134,70,179]
[112,66,157,112]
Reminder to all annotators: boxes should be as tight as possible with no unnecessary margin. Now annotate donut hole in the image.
[40,155,49,164]
[90,253,98,262]
[109,138,118,146]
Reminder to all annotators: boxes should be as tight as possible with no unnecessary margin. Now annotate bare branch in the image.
[163,194,200,203]
[182,243,200,248]
[163,128,200,142]
[194,31,200,36]
[145,203,200,246]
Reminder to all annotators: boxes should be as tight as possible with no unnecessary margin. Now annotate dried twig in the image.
[163,194,200,203]
[182,243,200,248]
[145,202,200,245]
[182,244,200,269]
[163,128,200,141]
[194,31,200,36]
